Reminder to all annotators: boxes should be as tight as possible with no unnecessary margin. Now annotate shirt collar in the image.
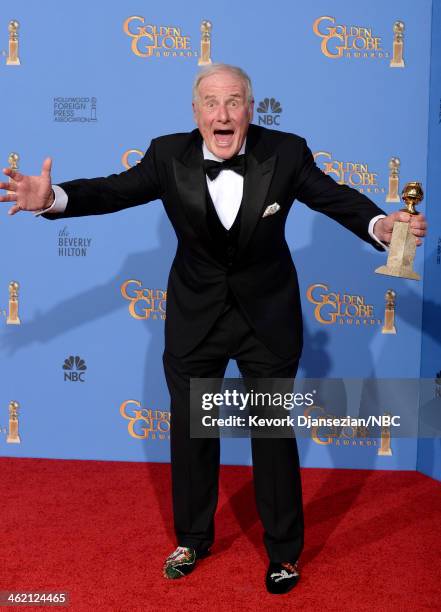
[202,138,246,161]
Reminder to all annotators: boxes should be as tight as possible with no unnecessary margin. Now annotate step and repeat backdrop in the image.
[1,0,440,480]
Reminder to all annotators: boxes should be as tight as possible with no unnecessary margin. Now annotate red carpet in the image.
[0,458,440,611]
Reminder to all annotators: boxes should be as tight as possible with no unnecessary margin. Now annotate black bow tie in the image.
[203,154,246,181]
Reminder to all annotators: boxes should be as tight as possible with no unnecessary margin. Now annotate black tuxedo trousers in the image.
[163,190,303,562]
[163,299,303,563]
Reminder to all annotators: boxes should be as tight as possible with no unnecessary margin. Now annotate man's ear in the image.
[192,100,198,124]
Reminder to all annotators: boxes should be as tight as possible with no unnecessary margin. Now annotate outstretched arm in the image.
[0,140,163,219]
[293,138,426,248]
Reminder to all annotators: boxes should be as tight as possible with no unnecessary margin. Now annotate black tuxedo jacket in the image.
[44,124,386,358]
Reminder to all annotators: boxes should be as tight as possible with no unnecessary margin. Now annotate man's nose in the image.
[216,103,229,122]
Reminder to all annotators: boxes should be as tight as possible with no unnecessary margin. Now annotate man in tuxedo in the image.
[0,63,427,594]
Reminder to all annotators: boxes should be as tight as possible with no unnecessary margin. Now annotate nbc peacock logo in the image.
[63,355,87,382]
[256,97,282,127]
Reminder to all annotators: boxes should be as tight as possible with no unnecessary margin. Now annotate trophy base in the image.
[377,448,393,456]
[390,60,404,68]
[6,436,20,443]
[198,59,212,66]
[381,326,396,335]
[6,319,20,325]
[375,221,420,281]
[6,59,20,66]
[375,265,420,280]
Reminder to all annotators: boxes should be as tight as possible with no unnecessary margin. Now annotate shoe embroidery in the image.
[270,569,297,582]
[166,546,193,563]
[163,546,196,579]
[269,562,299,583]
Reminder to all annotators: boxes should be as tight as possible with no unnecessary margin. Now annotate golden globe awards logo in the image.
[119,400,170,440]
[303,405,391,455]
[312,16,391,61]
[313,151,385,195]
[122,149,143,169]
[121,280,166,320]
[123,17,197,58]
[306,283,381,327]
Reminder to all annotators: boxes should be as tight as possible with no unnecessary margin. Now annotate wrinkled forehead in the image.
[196,71,247,101]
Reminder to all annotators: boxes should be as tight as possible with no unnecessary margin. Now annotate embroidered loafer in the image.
[265,561,300,594]
[163,546,209,579]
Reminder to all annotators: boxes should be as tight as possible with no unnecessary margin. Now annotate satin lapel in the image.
[172,140,212,248]
[237,152,277,257]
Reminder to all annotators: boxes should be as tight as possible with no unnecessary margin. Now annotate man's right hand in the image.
[0,157,54,215]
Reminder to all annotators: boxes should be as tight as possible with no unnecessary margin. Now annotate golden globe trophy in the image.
[390,21,405,68]
[7,153,19,194]
[6,20,20,66]
[382,290,397,334]
[6,281,21,325]
[375,182,423,281]
[386,157,401,203]
[6,401,21,444]
[198,20,212,66]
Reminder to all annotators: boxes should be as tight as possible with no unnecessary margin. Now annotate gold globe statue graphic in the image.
[8,152,19,169]
[8,20,20,33]
[393,21,405,35]
[199,20,212,65]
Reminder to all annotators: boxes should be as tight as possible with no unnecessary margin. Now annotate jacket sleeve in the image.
[292,137,387,251]
[41,139,162,220]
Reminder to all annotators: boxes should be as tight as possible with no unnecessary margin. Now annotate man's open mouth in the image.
[213,129,235,146]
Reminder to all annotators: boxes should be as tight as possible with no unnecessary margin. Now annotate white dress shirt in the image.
[34,141,387,248]
[203,140,246,230]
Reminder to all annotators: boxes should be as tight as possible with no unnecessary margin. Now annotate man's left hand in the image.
[373,211,428,247]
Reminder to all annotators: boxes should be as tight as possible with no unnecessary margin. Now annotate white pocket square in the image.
[262,203,281,218]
